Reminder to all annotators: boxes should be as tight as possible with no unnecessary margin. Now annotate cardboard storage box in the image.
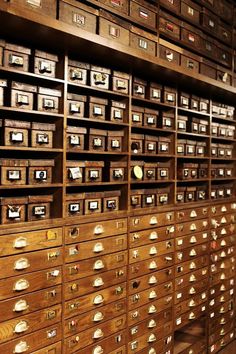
[59,0,98,33]
[37,87,61,113]
[99,10,130,46]
[89,96,108,120]
[68,59,90,85]
[28,195,53,221]
[10,0,57,18]
[31,122,56,148]
[112,71,129,95]
[67,93,86,117]
[90,65,111,90]
[11,81,37,110]
[65,193,85,217]
[110,101,126,122]
[103,190,120,212]
[3,119,30,147]
[28,159,54,185]
[66,126,87,151]
[34,50,58,78]
[109,161,126,182]
[3,42,31,72]
[0,159,28,186]
[0,196,27,224]
[84,161,104,183]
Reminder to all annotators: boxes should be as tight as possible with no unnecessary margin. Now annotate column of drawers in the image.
[208,202,236,353]
[174,206,209,352]
[128,211,175,354]
[0,227,63,353]
[63,218,128,354]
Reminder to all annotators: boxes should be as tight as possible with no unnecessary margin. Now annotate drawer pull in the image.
[189,262,196,269]
[149,231,158,240]
[189,287,196,295]
[47,230,58,240]
[94,225,104,235]
[190,210,197,218]
[149,216,158,225]
[231,203,236,210]
[93,328,104,339]
[221,206,227,212]
[189,312,195,320]
[148,349,156,354]
[93,311,104,322]
[148,305,157,314]
[93,243,104,253]
[220,262,225,269]
[189,274,196,282]
[14,320,29,334]
[13,279,29,291]
[189,249,196,256]
[93,294,104,305]
[48,269,60,278]
[221,228,226,235]
[220,284,226,291]
[148,319,156,328]
[149,261,157,270]
[69,227,79,238]
[221,240,226,247]
[14,258,30,270]
[149,290,157,299]
[221,217,227,224]
[93,277,104,288]
[13,341,29,353]
[14,237,28,249]
[93,260,105,270]
[93,345,104,354]
[190,236,196,244]
[190,223,196,231]
[148,333,156,343]
[189,299,196,307]
[149,275,157,285]
[149,246,157,255]
[13,299,29,312]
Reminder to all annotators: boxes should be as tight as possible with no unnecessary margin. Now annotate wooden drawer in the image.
[0,79,7,106]
[181,53,199,73]
[211,213,234,227]
[0,324,61,354]
[107,131,124,152]
[128,322,172,353]
[28,159,54,185]
[98,0,128,14]
[0,196,27,224]
[129,334,172,354]
[28,195,53,222]
[210,235,235,252]
[130,0,157,29]
[65,314,126,353]
[0,158,28,186]
[65,282,126,317]
[0,247,62,279]
[209,278,234,298]
[129,240,174,264]
[159,10,181,40]
[89,128,107,151]
[176,219,209,236]
[0,267,62,301]
[3,42,31,72]
[10,0,57,18]
[130,26,156,56]
[175,267,209,291]
[11,81,37,110]
[65,218,127,244]
[175,243,208,264]
[211,202,232,215]
[64,299,126,337]
[209,320,235,345]
[3,119,30,147]
[31,122,56,149]
[180,0,201,24]
[64,251,127,281]
[72,330,126,354]
[159,43,180,66]
[128,298,173,327]
[34,50,58,78]
[67,93,86,117]
[181,23,202,51]
[0,227,62,257]
[200,8,219,35]
[133,77,147,98]
[128,317,172,342]
[65,234,127,262]
[89,96,108,120]
[0,285,62,322]
[0,304,61,344]
[175,280,208,304]
[176,231,209,250]
[109,161,126,182]
[175,255,209,277]
[216,44,232,68]
[174,293,207,317]
[59,0,98,33]
[160,0,180,13]
[112,71,129,95]
[209,330,235,354]
[110,101,126,122]
[129,267,174,295]
[176,206,209,222]
[68,59,90,85]
[37,87,61,113]
[130,211,174,231]
[64,266,127,300]
[129,224,175,248]
[218,0,234,23]
[163,86,177,106]
[218,21,232,46]
[31,342,62,354]
[99,10,130,46]
[174,304,206,330]
[129,253,174,279]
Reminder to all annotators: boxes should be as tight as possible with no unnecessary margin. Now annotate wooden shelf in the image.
[67,150,128,156]
[177,107,211,117]
[132,96,176,109]
[67,116,129,127]
[0,146,63,152]
[177,131,210,138]
[132,126,175,134]
[0,66,64,84]
[131,180,174,184]
[0,183,63,190]
[68,82,129,98]
[66,181,127,187]
[0,106,64,117]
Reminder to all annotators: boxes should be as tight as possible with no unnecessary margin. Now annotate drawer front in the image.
[0,267,62,301]
[129,334,172,354]
[65,234,127,262]
[99,18,130,46]
[211,224,235,239]
[129,267,174,295]
[31,341,62,354]
[211,203,233,216]
[210,235,235,252]
[176,231,209,250]
[159,45,180,66]
[0,247,62,279]
[128,280,173,310]
[0,228,62,257]
[181,54,199,73]
[180,0,200,23]
[128,298,173,326]
[175,243,208,264]
[129,240,174,264]
[0,304,61,344]
[176,219,209,236]
[130,33,156,57]
[64,266,127,300]
[98,0,128,14]
[181,28,201,50]
[65,218,127,244]
[209,320,235,344]
[159,17,180,40]
[0,285,62,322]
[211,213,234,227]
[129,253,174,279]
[59,1,97,33]
[11,0,57,17]
[37,95,59,113]
[65,282,126,318]
[175,267,209,291]
[64,251,128,281]
[210,246,235,264]
[209,330,235,354]
[209,278,235,298]
[130,225,175,248]
[130,1,156,29]
[174,304,206,329]
[65,314,126,353]
[130,212,174,231]
[64,299,126,337]
[0,324,61,354]
[160,0,180,13]
[175,255,209,277]
[128,317,172,342]
[174,293,207,317]
[11,89,34,110]
[176,206,209,222]
[175,281,208,304]
[210,268,235,285]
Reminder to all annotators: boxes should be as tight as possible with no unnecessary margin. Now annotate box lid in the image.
[90,128,107,136]
[0,196,28,205]
[67,93,87,102]
[38,87,61,97]
[4,119,31,129]
[68,59,90,69]
[66,193,85,201]
[0,159,28,167]
[5,42,31,55]
[89,96,108,105]
[34,49,58,62]
[28,195,53,203]
[28,159,55,167]
[67,126,87,134]
[31,122,56,131]
[12,81,37,93]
